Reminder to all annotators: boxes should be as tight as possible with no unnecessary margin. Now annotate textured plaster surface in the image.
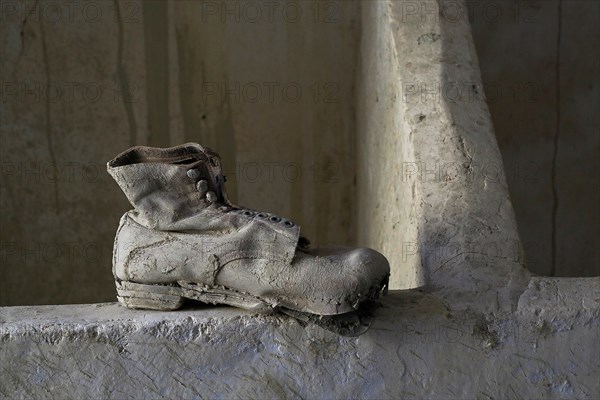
[356,0,425,290]
[357,0,531,298]
[2,278,599,399]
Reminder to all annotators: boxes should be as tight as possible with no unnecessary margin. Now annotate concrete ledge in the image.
[2,279,599,399]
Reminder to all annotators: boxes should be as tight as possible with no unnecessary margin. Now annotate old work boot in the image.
[107,143,389,317]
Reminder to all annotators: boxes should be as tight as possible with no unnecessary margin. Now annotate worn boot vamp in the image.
[114,210,300,284]
[217,246,390,315]
[114,212,387,315]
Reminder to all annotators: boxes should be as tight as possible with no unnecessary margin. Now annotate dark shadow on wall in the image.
[470,0,599,277]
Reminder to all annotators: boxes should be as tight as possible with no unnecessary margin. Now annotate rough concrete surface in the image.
[357,0,531,300]
[1,277,599,399]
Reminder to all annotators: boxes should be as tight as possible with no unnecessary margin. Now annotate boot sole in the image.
[116,276,389,315]
[115,278,388,337]
[116,280,274,312]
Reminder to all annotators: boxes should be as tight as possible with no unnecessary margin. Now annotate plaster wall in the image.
[1,0,598,306]
[0,0,360,305]
[356,1,425,290]
[470,0,600,277]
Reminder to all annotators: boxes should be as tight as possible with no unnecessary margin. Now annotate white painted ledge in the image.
[2,277,598,399]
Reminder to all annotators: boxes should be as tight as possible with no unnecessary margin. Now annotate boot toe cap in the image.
[342,247,390,302]
[297,246,390,314]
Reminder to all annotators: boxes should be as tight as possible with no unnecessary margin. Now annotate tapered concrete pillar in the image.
[357,1,530,308]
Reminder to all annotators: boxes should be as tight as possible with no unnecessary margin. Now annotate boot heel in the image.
[116,280,184,311]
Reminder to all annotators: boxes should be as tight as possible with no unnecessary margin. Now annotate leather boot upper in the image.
[107,143,301,279]
[108,143,390,315]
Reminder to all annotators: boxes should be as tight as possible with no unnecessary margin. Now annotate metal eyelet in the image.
[283,220,294,227]
[243,210,254,216]
[257,212,268,218]
[269,216,281,223]
[187,169,201,179]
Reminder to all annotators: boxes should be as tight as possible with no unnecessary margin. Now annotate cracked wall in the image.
[471,0,600,277]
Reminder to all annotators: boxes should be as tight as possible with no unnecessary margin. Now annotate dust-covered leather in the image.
[108,143,390,316]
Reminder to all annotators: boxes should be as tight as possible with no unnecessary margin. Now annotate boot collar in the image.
[108,143,208,167]
[107,143,302,250]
